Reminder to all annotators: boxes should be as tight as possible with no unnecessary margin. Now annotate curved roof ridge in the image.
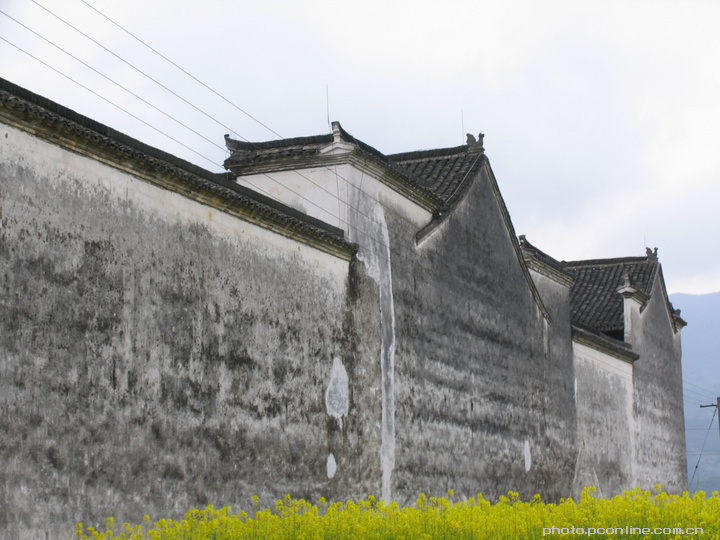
[564,255,651,267]
[225,133,332,152]
[388,145,471,162]
[334,123,389,163]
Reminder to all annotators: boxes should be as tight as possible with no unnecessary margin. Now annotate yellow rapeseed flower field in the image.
[71,487,720,539]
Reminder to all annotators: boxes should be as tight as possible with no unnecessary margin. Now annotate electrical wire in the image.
[29,0,244,141]
[0,46,396,262]
[685,392,715,404]
[28,0,403,248]
[80,0,283,140]
[0,17,389,254]
[0,36,220,168]
[688,406,718,491]
[243,173,394,263]
[2,6,396,256]
[0,9,227,155]
[66,0,444,238]
[13,1,461,262]
[0,31,396,260]
[683,385,716,400]
[685,380,720,397]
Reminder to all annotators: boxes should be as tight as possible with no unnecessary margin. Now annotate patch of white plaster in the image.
[346,172,396,502]
[574,377,578,403]
[325,357,349,425]
[327,453,337,479]
[524,440,532,472]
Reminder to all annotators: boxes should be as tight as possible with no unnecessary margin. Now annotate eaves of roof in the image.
[224,125,491,215]
[572,324,639,364]
[224,128,445,213]
[0,77,357,261]
[518,235,575,287]
[654,265,687,333]
[486,163,552,323]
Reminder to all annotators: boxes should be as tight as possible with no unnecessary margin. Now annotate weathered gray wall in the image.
[0,84,688,539]
[0,125,383,539]
[389,166,577,504]
[572,344,634,497]
[527,271,577,493]
[632,278,687,492]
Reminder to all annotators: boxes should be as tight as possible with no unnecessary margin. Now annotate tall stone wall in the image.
[632,278,687,492]
[0,123,383,539]
[0,78,688,538]
[527,271,577,495]
[572,343,634,497]
[389,165,577,504]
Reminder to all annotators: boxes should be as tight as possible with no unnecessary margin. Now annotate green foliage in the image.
[71,487,720,539]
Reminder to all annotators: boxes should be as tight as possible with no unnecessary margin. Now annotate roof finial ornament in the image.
[645,247,658,260]
[331,121,342,143]
[466,132,485,153]
[622,272,632,288]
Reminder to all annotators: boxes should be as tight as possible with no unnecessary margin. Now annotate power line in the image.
[21,0,451,259]
[27,0,402,244]
[685,393,715,404]
[0,9,226,154]
[685,380,718,392]
[684,388,719,401]
[0,31,395,260]
[0,33,389,255]
[29,0,243,142]
[240,174,395,265]
[685,380,720,397]
[69,0,440,239]
[80,0,283,140]
[10,2,394,248]
[683,386,717,401]
[0,36,220,168]
[0,43,395,261]
[689,406,718,491]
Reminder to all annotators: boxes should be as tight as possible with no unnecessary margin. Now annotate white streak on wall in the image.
[627,371,636,487]
[325,357,349,427]
[378,228,395,503]
[347,173,395,502]
[327,453,337,479]
[237,159,419,502]
[524,440,532,472]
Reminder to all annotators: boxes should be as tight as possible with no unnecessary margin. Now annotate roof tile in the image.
[563,257,658,333]
[388,147,485,206]
[224,127,486,209]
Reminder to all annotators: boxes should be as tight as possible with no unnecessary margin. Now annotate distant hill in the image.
[670,292,720,492]
[694,475,720,495]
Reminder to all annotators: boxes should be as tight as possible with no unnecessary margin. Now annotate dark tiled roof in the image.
[518,235,566,273]
[563,256,659,333]
[518,236,575,286]
[387,146,485,206]
[224,134,332,167]
[225,124,486,209]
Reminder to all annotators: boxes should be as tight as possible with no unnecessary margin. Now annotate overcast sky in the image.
[2,0,719,294]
